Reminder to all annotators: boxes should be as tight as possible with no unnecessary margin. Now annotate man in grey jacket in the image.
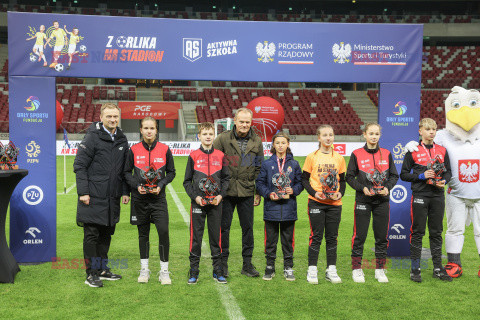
[213,108,264,277]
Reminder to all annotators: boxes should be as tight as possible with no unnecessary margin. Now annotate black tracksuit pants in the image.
[351,201,389,269]
[410,195,445,269]
[307,200,342,267]
[83,223,116,276]
[221,196,255,266]
[189,202,222,271]
[264,220,295,269]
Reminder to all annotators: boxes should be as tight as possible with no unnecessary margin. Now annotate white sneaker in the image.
[352,269,365,283]
[159,270,172,285]
[375,269,388,283]
[306,266,318,284]
[138,269,150,283]
[325,265,342,284]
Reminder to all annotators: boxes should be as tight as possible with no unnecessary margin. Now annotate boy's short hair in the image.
[198,122,215,134]
[419,118,437,129]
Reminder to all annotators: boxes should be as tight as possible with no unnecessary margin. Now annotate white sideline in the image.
[167,184,246,320]
[57,183,76,195]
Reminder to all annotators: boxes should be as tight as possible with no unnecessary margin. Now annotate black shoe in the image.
[222,260,229,278]
[99,270,122,281]
[410,268,422,283]
[241,264,260,277]
[85,274,103,287]
[263,266,275,281]
[213,269,227,284]
[433,268,453,281]
[188,269,199,284]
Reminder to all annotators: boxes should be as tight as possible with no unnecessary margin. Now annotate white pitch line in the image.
[57,183,76,195]
[167,184,246,320]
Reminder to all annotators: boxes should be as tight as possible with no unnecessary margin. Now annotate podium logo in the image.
[389,223,407,240]
[26,140,41,164]
[183,38,202,62]
[23,185,44,205]
[24,227,43,244]
[390,185,407,203]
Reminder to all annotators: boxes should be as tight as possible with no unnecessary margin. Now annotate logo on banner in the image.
[24,227,43,245]
[23,185,44,205]
[17,97,49,123]
[389,224,407,239]
[390,185,407,203]
[393,101,407,115]
[332,42,352,64]
[256,41,276,63]
[392,143,406,165]
[386,101,414,127]
[104,35,163,62]
[458,159,479,183]
[25,96,40,111]
[183,38,202,62]
[334,144,346,155]
[26,140,41,164]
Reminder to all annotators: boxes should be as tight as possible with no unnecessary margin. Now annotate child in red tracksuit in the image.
[346,123,398,283]
[400,118,452,282]
[183,122,230,284]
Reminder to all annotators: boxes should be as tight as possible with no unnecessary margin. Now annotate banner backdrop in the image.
[379,83,421,256]
[9,76,56,263]
[118,101,181,119]
[9,12,422,83]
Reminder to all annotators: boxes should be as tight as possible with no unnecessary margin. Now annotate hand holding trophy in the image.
[272,166,292,200]
[426,155,446,186]
[199,176,220,205]
[319,169,339,200]
[366,168,387,195]
[140,163,161,194]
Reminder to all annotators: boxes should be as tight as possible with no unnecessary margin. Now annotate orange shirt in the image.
[303,149,346,206]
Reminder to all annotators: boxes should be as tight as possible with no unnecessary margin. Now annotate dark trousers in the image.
[410,195,445,269]
[351,201,390,269]
[221,196,254,266]
[137,217,169,262]
[190,202,222,271]
[264,220,295,269]
[307,200,342,267]
[83,223,116,275]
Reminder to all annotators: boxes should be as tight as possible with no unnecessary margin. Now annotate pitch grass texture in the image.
[2,156,480,320]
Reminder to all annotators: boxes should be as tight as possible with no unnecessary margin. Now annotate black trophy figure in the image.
[198,176,220,205]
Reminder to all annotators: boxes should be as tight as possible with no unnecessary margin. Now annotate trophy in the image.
[139,163,161,193]
[366,168,387,195]
[426,155,446,185]
[271,167,292,199]
[199,176,220,205]
[0,141,19,170]
[319,169,339,199]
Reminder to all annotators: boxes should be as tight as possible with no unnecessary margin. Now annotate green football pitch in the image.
[1,156,479,319]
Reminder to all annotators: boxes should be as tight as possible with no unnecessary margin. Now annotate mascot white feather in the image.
[406,86,480,278]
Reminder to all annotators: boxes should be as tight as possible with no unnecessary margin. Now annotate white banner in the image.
[52,140,364,157]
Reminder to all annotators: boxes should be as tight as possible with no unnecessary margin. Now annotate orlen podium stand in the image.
[0,169,28,283]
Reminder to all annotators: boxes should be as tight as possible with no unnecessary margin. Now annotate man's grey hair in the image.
[234,107,253,119]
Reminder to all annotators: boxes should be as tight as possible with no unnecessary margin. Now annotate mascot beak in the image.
[446,106,480,132]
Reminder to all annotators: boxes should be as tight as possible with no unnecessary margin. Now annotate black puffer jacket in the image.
[74,122,129,226]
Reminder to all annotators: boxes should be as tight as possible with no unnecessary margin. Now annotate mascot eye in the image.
[470,99,478,107]
[451,100,460,108]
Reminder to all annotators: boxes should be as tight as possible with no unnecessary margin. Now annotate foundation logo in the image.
[183,38,202,62]
[25,96,40,111]
[393,101,407,115]
[256,41,276,63]
[332,42,352,64]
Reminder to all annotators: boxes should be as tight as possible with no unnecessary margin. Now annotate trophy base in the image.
[323,192,337,200]
[370,187,384,195]
[275,192,289,199]
[201,197,218,205]
[143,184,158,193]
[427,178,442,186]
[0,164,19,170]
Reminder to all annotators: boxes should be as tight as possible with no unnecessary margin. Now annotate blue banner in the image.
[8,12,422,83]
[9,76,56,263]
[379,83,421,256]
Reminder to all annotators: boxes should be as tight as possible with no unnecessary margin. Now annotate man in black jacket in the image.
[74,103,130,288]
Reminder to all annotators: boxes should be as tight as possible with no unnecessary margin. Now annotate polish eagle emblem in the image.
[332,42,352,64]
[256,41,276,63]
[459,161,479,182]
